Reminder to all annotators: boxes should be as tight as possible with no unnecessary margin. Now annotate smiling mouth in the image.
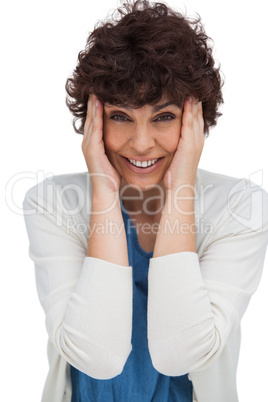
[127,158,160,168]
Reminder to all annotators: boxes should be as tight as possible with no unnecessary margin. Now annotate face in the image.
[103,100,183,192]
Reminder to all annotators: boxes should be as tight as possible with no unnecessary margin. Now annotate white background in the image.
[2,0,268,400]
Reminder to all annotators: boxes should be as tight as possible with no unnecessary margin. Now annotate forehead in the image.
[104,100,181,113]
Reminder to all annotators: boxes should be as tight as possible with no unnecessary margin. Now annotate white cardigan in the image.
[23,169,268,402]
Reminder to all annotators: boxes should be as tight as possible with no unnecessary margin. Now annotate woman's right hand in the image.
[83,95,129,267]
[82,94,121,195]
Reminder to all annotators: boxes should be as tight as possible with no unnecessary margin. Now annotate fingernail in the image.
[96,99,99,108]
[188,97,192,104]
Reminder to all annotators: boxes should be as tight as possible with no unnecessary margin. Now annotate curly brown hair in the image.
[65,0,223,136]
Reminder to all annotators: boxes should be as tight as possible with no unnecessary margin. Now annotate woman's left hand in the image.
[163,97,204,190]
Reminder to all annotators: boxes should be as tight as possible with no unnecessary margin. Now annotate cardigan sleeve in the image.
[148,181,268,376]
[23,179,132,379]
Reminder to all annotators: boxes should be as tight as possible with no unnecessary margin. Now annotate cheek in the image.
[162,127,181,154]
[103,119,131,150]
[103,131,114,153]
[103,126,126,157]
[103,121,117,152]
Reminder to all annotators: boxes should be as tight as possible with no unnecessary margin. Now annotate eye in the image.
[154,114,175,122]
[110,114,129,122]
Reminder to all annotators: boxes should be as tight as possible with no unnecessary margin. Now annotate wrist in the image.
[164,169,197,193]
[164,184,196,214]
[91,190,120,214]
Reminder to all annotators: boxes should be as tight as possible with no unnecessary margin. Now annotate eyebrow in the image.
[152,102,178,113]
[105,101,179,113]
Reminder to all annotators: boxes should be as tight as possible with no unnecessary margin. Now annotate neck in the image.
[119,179,165,216]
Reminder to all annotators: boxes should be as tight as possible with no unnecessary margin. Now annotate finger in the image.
[192,97,200,119]
[81,96,103,156]
[182,97,194,130]
[90,98,104,146]
[84,94,95,135]
[190,98,203,130]
[182,98,204,149]
[197,100,203,114]
[197,101,204,132]
[86,94,94,121]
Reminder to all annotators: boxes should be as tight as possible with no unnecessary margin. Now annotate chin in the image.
[120,176,165,193]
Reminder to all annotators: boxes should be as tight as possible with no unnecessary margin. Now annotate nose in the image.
[128,126,156,154]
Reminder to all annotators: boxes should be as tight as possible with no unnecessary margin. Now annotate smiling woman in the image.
[22,1,268,402]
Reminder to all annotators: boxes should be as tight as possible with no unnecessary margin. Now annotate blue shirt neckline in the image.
[120,203,154,259]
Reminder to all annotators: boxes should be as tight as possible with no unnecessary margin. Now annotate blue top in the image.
[71,206,193,401]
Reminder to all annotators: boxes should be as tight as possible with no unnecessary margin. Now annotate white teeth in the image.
[128,158,159,168]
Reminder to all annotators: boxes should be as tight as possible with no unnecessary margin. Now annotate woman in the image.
[23,1,268,401]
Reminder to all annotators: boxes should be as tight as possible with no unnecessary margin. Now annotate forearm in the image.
[147,252,217,376]
[153,185,196,258]
[87,191,129,266]
[60,257,133,378]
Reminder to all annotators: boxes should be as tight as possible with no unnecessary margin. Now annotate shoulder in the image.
[24,171,90,198]
[23,171,91,210]
[196,168,268,223]
[23,171,92,249]
[195,169,268,251]
[196,168,265,194]
[23,171,92,229]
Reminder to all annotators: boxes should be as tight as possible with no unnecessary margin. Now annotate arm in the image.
[148,98,268,375]
[23,181,132,379]
[23,96,132,379]
[148,184,268,375]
